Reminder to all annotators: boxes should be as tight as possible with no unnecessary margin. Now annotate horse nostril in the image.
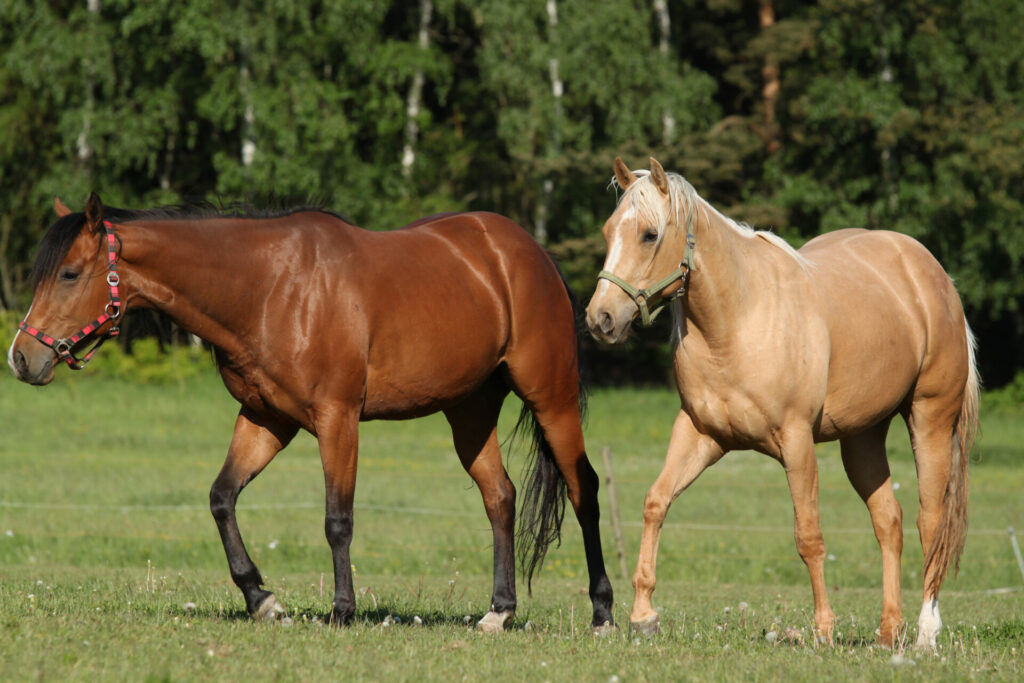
[12,348,28,377]
[599,312,614,334]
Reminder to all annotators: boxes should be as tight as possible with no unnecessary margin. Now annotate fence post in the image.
[1009,527,1024,583]
[601,446,629,580]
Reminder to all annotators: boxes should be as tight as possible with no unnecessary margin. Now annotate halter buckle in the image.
[53,339,72,357]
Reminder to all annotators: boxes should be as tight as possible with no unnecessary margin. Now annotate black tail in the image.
[512,266,589,592]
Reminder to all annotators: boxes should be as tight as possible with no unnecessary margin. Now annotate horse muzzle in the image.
[8,343,55,386]
[585,302,633,345]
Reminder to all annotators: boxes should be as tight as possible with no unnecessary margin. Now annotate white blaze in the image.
[595,205,636,297]
[7,303,30,374]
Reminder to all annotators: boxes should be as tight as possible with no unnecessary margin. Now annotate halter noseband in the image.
[18,220,122,369]
[597,215,696,327]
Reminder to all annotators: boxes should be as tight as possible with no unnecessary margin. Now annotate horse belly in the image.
[361,309,505,420]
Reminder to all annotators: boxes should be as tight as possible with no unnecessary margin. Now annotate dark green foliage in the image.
[1,1,1020,384]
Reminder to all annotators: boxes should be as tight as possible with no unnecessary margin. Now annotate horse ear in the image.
[54,196,72,218]
[649,157,670,196]
[84,192,104,232]
[614,157,637,190]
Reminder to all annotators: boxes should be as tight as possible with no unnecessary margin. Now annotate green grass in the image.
[1,367,1022,680]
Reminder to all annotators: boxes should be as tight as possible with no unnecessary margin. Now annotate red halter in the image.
[18,220,122,369]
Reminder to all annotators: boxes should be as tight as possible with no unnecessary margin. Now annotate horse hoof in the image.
[629,614,660,637]
[254,594,286,621]
[592,620,617,637]
[476,610,514,633]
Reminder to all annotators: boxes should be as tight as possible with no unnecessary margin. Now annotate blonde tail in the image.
[924,319,979,596]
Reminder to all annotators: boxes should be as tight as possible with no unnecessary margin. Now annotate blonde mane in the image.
[612,170,810,270]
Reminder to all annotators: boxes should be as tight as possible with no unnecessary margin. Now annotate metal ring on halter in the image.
[106,272,120,287]
[54,340,72,356]
[105,302,121,318]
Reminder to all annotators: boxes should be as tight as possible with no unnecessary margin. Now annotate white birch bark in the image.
[240,62,256,168]
[535,0,562,244]
[78,0,102,164]
[654,0,675,143]
[401,0,433,179]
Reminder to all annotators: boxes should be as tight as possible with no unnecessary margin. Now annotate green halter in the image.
[596,213,696,327]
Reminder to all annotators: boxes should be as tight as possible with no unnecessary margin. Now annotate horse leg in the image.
[316,405,362,625]
[528,399,616,632]
[630,410,724,635]
[839,420,905,647]
[443,377,516,633]
[210,407,298,619]
[906,396,962,650]
[781,428,836,644]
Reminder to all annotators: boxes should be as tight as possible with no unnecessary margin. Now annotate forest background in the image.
[2,0,1022,387]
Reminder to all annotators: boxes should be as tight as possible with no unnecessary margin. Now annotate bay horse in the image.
[586,158,978,650]
[8,193,614,632]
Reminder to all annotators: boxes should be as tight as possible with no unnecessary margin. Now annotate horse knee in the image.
[209,484,236,522]
[642,489,669,523]
[794,527,826,564]
[325,511,354,548]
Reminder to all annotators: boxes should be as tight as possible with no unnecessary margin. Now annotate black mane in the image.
[29,201,344,291]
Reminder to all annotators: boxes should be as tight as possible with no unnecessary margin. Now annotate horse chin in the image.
[589,320,633,345]
[24,368,55,386]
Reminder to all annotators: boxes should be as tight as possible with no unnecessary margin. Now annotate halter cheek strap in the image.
[597,228,696,327]
[18,221,122,369]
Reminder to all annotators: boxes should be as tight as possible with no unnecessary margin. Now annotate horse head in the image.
[9,192,122,384]
[585,157,694,343]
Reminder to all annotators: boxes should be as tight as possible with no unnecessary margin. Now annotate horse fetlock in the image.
[253,594,286,621]
[475,610,514,633]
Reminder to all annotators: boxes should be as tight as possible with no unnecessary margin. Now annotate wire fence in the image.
[0,499,1014,537]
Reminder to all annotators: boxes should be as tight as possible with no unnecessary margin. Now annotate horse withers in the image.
[586,158,978,650]
[8,193,614,632]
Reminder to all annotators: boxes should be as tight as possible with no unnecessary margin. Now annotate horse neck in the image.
[678,199,763,343]
[116,217,300,353]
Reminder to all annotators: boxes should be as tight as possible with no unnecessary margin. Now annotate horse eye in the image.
[642,230,659,243]
[59,269,79,282]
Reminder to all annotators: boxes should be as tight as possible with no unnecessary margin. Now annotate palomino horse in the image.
[9,193,614,632]
[586,158,978,650]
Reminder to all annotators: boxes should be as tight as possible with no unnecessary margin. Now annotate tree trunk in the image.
[758,0,780,154]
[0,214,15,311]
[401,0,434,180]
[160,132,176,192]
[240,62,256,168]
[77,0,102,168]
[535,0,563,245]
[654,0,675,143]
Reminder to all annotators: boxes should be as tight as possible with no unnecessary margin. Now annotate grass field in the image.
[1,365,1022,680]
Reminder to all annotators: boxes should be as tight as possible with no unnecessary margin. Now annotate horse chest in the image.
[679,383,770,449]
[217,355,304,423]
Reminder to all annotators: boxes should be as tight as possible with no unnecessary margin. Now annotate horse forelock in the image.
[611,170,698,249]
[29,212,90,291]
